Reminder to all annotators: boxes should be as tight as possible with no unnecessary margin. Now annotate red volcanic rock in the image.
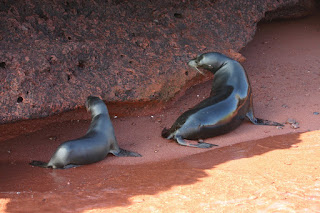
[0,0,316,123]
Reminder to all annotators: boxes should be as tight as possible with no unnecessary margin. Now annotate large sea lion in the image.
[161,52,283,148]
[30,96,141,169]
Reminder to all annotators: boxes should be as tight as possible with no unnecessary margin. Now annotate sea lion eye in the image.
[196,54,204,63]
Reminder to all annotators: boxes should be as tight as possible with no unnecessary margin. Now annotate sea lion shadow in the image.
[88,132,306,211]
[92,132,304,209]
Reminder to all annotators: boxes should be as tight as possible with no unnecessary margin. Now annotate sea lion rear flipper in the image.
[251,117,284,126]
[246,109,284,126]
[161,128,173,139]
[112,148,142,157]
[175,135,217,148]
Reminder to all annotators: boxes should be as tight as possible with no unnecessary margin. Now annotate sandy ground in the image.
[1,12,320,212]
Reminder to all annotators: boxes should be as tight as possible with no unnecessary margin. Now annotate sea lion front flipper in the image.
[63,164,80,169]
[30,160,49,168]
[246,108,284,127]
[112,148,142,157]
[175,135,216,148]
[30,160,70,169]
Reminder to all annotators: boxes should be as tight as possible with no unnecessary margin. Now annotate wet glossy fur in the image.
[162,52,283,148]
[30,96,141,169]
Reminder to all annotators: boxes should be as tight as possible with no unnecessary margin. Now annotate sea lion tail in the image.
[30,160,49,168]
[113,148,142,157]
[161,128,173,139]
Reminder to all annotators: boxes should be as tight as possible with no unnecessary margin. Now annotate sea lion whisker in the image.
[194,67,205,75]
[188,59,205,75]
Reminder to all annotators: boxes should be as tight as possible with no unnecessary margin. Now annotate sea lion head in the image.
[188,52,225,74]
[85,96,108,116]
[187,54,205,75]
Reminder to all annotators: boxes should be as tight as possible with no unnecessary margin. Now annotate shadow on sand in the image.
[0,131,308,212]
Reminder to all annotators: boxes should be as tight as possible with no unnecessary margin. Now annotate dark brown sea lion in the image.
[30,96,141,169]
[162,52,283,148]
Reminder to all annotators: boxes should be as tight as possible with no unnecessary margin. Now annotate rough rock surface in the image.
[0,0,316,123]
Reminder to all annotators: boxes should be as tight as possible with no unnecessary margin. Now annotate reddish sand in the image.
[1,13,320,212]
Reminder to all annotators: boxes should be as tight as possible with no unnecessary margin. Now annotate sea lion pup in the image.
[30,96,141,169]
[161,52,283,148]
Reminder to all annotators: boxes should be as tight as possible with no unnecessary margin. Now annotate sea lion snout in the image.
[187,59,197,68]
[187,59,204,75]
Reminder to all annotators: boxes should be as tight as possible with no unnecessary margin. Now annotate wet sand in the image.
[1,13,320,212]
